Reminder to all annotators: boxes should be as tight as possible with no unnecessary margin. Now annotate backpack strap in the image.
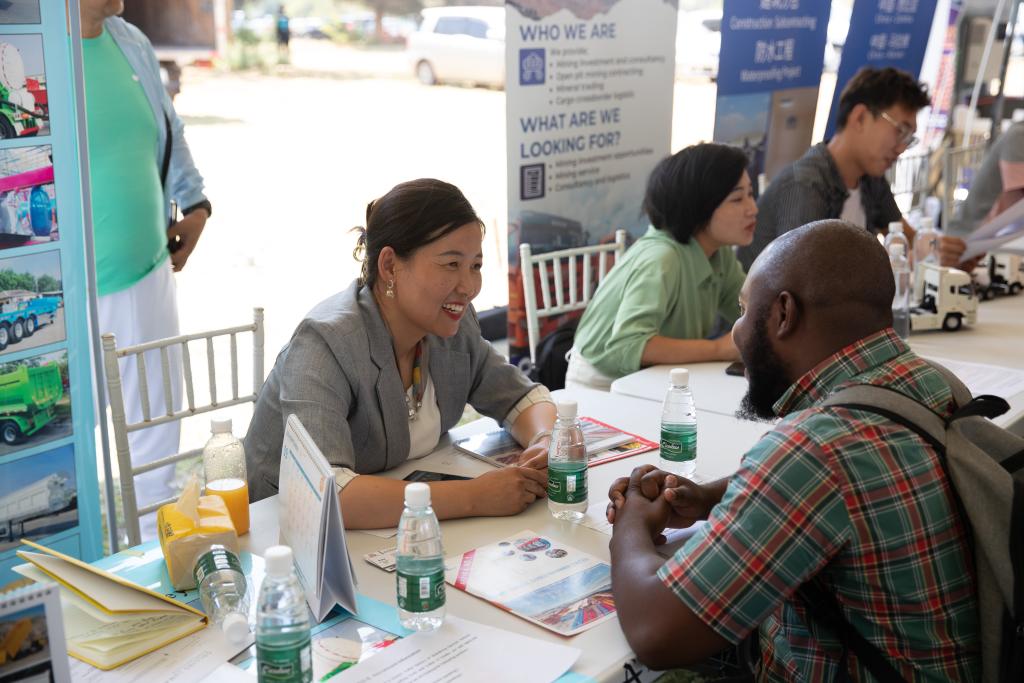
[821,384,948,452]
[796,578,907,682]
[920,359,973,408]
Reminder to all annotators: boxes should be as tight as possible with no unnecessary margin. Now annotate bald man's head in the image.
[749,219,894,323]
[733,220,896,421]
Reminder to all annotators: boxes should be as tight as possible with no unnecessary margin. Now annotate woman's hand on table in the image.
[471,466,548,516]
[517,440,549,468]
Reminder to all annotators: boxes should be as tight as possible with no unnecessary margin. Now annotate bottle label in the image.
[660,424,696,463]
[257,635,312,682]
[396,570,445,612]
[193,547,244,589]
[548,464,587,504]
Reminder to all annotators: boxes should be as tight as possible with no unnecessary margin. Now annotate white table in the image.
[610,295,1024,432]
[243,386,770,683]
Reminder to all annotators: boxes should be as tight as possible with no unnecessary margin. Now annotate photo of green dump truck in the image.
[0,362,62,445]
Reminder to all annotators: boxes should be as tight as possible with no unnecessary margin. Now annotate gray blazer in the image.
[244,281,536,501]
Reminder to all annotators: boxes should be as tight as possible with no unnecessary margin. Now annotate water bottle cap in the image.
[404,482,431,507]
[670,368,689,387]
[264,545,294,577]
[221,611,250,644]
[888,221,904,234]
[555,399,578,419]
[211,418,233,435]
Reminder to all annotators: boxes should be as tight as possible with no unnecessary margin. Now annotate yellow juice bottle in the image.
[206,477,250,535]
[203,419,250,535]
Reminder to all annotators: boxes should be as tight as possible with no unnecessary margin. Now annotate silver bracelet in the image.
[528,430,552,447]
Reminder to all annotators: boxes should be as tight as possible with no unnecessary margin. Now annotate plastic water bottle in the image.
[194,545,251,645]
[547,400,587,522]
[660,368,698,477]
[913,216,941,266]
[203,418,250,535]
[890,243,912,339]
[885,221,912,269]
[396,483,446,631]
[256,545,312,683]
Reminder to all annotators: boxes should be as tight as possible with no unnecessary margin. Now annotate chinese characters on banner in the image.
[825,0,940,138]
[714,0,832,186]
[505,0,675,365]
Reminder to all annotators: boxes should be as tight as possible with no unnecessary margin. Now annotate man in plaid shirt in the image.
[608,221,980,680]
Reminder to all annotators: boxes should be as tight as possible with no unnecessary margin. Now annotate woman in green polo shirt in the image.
[566,143,756,389]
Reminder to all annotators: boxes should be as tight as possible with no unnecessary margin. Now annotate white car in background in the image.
[407,6,505,88]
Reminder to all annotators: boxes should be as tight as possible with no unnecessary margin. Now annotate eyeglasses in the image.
[878,111,919,148]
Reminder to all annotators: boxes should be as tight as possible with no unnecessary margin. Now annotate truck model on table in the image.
[910,262,979,332]
[0,472,74,541]
[0,296,60,351]
[973,253,1024,300]
[0,362,63,445]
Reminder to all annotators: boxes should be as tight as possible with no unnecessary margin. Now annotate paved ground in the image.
[0,414,71,458]
[0,0,40,25]
[2,307,65,356]
[0,506,76,553]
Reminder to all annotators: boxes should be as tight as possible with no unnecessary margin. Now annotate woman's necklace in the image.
[405,340,425,421]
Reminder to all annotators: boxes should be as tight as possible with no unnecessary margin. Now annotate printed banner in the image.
[923,0,962,147]
[714,0,832,184]
[505,0,676,365]
[825,0,940,138]
[0,1,102,586]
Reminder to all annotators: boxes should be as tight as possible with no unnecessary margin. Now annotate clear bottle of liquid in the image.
[913,216,941,266]
[194,544,251,645]
[660,368,698,477]
[547,400,587,522]
[203,418,250,535]
[885,221,912,269]
[256,545,312,683]
[395,483,446,631]
[890,243,912,339]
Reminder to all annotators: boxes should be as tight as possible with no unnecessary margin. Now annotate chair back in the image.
[101,307,265,548]
[519,230,626,366]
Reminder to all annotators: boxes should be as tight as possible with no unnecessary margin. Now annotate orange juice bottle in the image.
[202,419,250,535]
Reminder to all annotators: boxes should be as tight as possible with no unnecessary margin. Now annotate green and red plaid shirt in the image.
[658,329,980,681]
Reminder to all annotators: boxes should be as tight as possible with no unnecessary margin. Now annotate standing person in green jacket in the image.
[566,143,754,389]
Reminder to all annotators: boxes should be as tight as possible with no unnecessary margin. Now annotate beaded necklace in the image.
[405,340,425,421]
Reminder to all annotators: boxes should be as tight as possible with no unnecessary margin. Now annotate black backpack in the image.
[527,318,578,390]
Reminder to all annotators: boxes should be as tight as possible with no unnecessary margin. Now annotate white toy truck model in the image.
[910,262,979,332]
[973,253,1024,299]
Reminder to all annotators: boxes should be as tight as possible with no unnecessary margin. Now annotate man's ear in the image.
[848,103,871,131]
[773,290,800,339]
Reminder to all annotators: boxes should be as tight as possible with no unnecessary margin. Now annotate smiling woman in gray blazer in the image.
[244,179,556,529]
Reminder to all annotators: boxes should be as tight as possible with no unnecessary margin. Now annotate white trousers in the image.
[98,260,182,540]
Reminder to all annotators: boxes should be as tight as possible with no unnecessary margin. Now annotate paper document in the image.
[0,582,71,683]
[330,615,580,683]
[446,530,617,636]
[925,357,1024,399]
[279,414,359,622]
[963,196,1024,259]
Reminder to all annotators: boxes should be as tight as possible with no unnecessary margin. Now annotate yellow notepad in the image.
[13,539,207,670]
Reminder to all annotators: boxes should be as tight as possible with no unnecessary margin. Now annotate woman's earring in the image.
[385,279,395,298]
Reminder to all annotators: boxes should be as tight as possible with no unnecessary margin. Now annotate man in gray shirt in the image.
[948,120,1024,237]
[739,67,967,270]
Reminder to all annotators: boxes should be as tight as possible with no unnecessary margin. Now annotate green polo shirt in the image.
[83,29,168,296]
[573,226,746,378]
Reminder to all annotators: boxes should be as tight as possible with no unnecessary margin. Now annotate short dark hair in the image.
[642,143,749,244]
[355,179,482,288]
[835,66,930,130]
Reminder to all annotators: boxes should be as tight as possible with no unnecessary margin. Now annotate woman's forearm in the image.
[509,400,557,447]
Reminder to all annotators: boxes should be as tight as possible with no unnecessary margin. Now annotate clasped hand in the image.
[606,464,714,543]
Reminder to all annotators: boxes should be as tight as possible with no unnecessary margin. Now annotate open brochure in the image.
[445,530,616,636]
[963,194,1024,259]
[13,540,206,671]
[454,417,656,468]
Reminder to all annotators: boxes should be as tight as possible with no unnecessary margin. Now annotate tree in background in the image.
[36,274,60,293]
[365,0,422,41]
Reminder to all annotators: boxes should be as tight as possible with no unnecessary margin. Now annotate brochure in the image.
[445,530,617,636]
[963,195,1024,259]
[454,418,655,468]
[0,581,71,682]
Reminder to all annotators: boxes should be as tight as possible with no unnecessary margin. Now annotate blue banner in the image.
[0,1,103,586]
[714,0,831,183]
[825,0,939,138]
